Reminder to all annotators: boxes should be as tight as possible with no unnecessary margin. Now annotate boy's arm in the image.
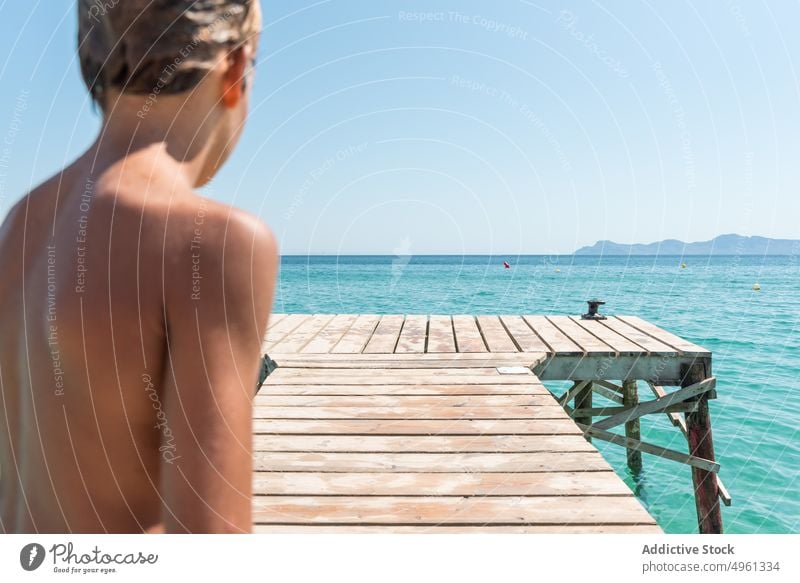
[159,208,277,533]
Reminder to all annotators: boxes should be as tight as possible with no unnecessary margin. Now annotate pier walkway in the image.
[253,314,723,533]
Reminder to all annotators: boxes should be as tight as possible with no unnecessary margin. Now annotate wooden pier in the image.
[254,314,725,533]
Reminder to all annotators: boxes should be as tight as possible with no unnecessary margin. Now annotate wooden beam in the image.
[647,382,686,429]
[590,384,623,404]
[716,477,733,507]
[594,379,624,393]
[557,380,591,406]
[592,377,716,431]
[534,354,711,385]
[576,424,720,473]
[570,402,698,418]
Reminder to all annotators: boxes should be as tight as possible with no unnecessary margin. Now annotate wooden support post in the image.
[622,379,642,474]
[574,381,592,442]
[683,361,723,534]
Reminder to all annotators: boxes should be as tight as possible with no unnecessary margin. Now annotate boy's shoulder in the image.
[106,180,276,262]
[136,189,278,306]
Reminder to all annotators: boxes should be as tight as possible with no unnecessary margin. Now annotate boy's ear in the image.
[221,47,247,108]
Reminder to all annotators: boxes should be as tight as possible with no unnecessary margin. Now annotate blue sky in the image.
[0,1,798,254]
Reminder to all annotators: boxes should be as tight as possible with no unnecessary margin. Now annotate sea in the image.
[274,254,800,534]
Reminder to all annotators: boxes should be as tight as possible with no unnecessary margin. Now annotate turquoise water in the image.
[274,255,800,534]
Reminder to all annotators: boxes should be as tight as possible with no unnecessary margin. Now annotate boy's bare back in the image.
[0,1,275,533]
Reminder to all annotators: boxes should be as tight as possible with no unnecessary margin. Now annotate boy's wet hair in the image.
[78,0,260,105]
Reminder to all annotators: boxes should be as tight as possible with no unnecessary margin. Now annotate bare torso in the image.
[0,149,272,533]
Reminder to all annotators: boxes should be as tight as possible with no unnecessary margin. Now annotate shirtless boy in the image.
[0,0,276,533]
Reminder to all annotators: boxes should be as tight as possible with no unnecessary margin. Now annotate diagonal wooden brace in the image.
[592,377,716,431]
[590,384,624,404]
[577,423,720,473]
[593,379,624,394]
[571,402,699,418]
[558,380,591,406]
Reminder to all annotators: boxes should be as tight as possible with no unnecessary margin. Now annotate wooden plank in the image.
[266,369,539,385]
[600,317,677,355]
[258,384,550,396]
[253,471,631,496]
[616,316,709,356]
[253,405,567,420]
[252,495,656,525]
[500,316,550,353]
[254,394,556,407]
[452,315,487,353]
[476,316,518,352]
[274,360,542,369]
[330,314,380,353]
[254,524,663,533]
[395,315,428,353]
[275,352,525,362]
[273,365,541,378]
[523,316,582,355]
[300,314,358,354]
[262,314,310,351]
[362,315,404,354]
[569,316,645,356]
[269,366,535,378]
[266,376,540,386]
[267,313,287,329]
[546,316,615,355]
[269,314,334,354]
[253,452,613,473]
[273,354,544,369]
[427,315,456,353]
[251,434,596,453]
[253,418,583,435]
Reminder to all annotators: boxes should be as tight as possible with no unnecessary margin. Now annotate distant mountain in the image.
[574,234,800,256]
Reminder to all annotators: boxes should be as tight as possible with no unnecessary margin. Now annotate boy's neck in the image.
[91,88,223,188]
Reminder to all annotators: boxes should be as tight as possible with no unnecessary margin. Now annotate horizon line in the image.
[278,253,796,257]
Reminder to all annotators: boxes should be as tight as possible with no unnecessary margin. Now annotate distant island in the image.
[574,234,800,255]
